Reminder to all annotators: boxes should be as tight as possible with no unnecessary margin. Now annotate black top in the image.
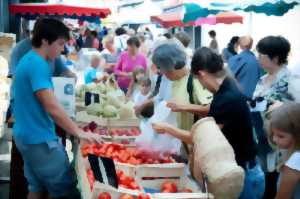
[208,77,257,167]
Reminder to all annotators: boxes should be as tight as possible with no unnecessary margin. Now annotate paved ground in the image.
[0,127,12,199]
[0,127,73,199]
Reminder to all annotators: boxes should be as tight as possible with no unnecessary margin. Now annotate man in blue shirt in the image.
[228,36,263,98]
[7,23,77,199]
[13,18,101,199]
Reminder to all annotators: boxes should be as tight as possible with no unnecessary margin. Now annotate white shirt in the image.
[280,151,300,199]
[153,75,172,105]
[134,91,150,106]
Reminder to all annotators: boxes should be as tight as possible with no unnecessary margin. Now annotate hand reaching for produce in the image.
[152,122,173,134]
[78,130,103,144]
[166,100,185,112]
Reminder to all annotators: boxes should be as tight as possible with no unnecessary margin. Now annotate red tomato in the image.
[137,193,151,199]
[119,194,134,199]
[129,181,140,190]
[160,181,177,193]
[181,188,193,193]
[98,192,111,199]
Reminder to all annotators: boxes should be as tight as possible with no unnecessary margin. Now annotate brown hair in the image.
[132,67,146,82]
[138,76,151,87]
[269,102,300,149]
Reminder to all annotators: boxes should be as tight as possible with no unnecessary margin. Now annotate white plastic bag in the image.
[135,101,181,154]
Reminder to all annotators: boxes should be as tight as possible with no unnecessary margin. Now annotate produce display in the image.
[75,86,214,199]
[81,122,141,137]
[110,128,140,137]
[76,76,136,119]
[80,143,174,165]
[82,122,108,135]
[116,170,140,190]
[98,192,112,199]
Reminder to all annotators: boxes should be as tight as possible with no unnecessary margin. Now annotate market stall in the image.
[9,3,111,22]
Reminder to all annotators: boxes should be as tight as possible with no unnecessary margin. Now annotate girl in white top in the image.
[126,67,146,101]
[269,102,300,199]
[133,77,151,106]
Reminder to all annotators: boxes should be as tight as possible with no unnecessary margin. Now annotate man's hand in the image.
[152,122,173,134]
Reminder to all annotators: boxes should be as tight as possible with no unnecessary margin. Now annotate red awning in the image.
[215,12,243,24]
[151,12,243,28]
[151,12,194,28]
[9,3,111,18]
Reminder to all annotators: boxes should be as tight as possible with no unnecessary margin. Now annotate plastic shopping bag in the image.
[135,101,181,154]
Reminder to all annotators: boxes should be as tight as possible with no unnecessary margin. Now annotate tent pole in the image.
[248,12,253,36]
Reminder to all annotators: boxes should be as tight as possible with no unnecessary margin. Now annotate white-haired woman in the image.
[100,34,118,74]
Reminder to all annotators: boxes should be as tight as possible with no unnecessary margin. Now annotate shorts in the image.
[15,139,79,198]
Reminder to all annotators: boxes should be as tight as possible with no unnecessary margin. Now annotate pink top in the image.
[114,51,147,89]
[92,38,100,49]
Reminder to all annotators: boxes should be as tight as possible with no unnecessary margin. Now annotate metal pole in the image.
[248,12,253,36]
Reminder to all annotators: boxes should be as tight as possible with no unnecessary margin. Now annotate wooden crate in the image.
[76,146,93,199]
[136,166,213,199]
[107,118,140,127]
[76,100,86,112]
[76,145,213,199]
[76,111,107,126]
[76,114,140,145]
[91,182,150,199]
[76,147,150,199]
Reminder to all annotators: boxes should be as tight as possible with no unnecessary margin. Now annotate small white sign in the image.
[250,99,268,112]
[52,77,75,118]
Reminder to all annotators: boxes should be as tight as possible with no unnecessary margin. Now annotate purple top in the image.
[114,51,147,89]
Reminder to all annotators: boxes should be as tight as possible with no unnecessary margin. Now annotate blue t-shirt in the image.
[13,50,56,144]
[84,67,97,84]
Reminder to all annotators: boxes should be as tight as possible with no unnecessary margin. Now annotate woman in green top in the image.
[151,41,212,131]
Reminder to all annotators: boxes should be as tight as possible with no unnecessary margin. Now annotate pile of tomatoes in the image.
[160,181,193,193]
[116,170,140,190]
[81,143,174,165]
[98,192,151,199]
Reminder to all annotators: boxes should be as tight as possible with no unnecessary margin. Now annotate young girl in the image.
[269,102,300,199]
[133,77,151,106]
[126,67,146,100]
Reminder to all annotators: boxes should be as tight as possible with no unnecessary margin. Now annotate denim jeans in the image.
[239,159,265,199]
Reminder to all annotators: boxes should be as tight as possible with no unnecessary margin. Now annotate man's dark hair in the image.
[175,31,191,48]
[115,27,127,36]
[31,18,70,48]
[228,36,239,55]
[208,30,216,38]
[256,36,290,65]
[127,36,140,48]
[191,47,224,75]
[91,31,98,38]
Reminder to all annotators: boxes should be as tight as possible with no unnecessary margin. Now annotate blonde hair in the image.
[90,54,101,61]
[102,34,114,47]
[269,102,300,150]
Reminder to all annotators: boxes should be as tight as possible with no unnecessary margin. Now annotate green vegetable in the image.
[103,105,118,118]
